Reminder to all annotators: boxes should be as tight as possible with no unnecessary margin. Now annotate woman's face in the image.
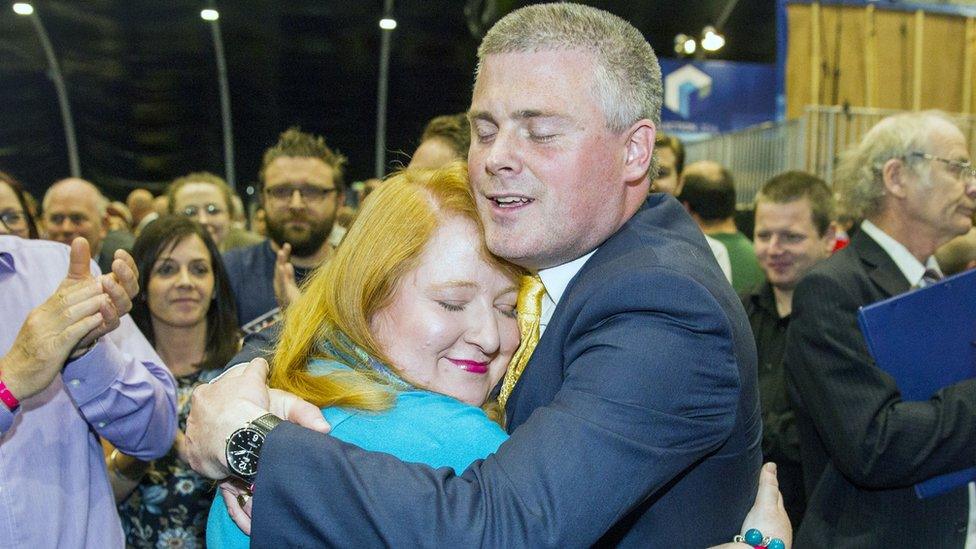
[370,216,519,406]
[174,182,231,245]
[147,234,215,330]
[0,182,30,238]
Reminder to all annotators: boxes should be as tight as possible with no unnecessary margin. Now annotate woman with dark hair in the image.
[0,170,39,239]
[107,215,239,548]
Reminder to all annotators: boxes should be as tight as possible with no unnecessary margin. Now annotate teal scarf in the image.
[320,332,414,392]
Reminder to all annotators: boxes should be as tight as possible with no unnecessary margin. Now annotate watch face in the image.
[226,428,265,478]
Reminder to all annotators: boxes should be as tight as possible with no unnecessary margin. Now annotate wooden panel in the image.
[786,4,813,119]
[920,14,966,112]
[784,3,976,114]
[830,5,867,110]
[873,10,914,110]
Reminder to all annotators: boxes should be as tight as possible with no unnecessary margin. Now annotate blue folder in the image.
[857,267,976,499]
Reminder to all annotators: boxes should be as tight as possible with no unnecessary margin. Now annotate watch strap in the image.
[249,413,283,436]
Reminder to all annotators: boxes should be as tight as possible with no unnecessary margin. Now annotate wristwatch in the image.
[225,413,283,485]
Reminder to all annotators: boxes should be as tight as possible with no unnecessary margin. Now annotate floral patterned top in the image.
[118,368,221,549]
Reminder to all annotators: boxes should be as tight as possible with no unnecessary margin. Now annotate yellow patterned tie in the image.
[498,274,546,412]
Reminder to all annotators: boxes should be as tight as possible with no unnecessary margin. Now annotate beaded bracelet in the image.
[734,528,786,549]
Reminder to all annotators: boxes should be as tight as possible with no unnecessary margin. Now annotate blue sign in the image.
[660,58,778,135]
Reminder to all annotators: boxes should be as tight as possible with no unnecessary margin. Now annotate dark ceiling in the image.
[0,0,775,202]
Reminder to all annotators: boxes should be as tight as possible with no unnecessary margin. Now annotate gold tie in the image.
[498,274,546,412]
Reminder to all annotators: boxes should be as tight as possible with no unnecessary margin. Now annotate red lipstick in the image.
[448,359,489,374]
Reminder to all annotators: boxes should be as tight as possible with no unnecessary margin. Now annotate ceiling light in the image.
[12,3,34,15]
[200,8,219,21]
[674,34,696,56]
[701,25,725,52]
[379,17,397,30]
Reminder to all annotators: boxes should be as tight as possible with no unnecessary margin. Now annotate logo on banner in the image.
[664,65,712,119]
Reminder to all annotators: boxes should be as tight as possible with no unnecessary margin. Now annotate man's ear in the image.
[623,120,655,183]
[99,213,110,238]
[881,157,910,199]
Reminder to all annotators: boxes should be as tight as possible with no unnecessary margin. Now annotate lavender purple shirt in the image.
[0,236,177,548]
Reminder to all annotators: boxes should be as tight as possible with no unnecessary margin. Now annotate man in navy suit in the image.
[185,4,762,546]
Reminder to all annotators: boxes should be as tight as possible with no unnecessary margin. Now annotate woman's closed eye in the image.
[497,304,517,319]
[438,301,465,312]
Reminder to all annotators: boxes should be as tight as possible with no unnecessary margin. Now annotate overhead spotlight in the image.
[674,33,696,56]
[12,2,34,15]
[200,8,219,21]
[379,17,397,30]
[701,25,725,52]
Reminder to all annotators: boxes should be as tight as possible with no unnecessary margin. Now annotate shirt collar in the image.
[537,249,597,307]
[860,219,942,286]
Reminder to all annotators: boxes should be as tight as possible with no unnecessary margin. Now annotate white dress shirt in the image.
[536,250,597,337]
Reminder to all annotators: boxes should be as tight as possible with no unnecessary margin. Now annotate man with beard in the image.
[222,128,346,331]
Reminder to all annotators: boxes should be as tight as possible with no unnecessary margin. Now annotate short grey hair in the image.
[477,3,662,135]
[834,110,960,221]
[42,178,109,218]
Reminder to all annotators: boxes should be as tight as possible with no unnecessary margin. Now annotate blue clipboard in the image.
[857,267,976,499]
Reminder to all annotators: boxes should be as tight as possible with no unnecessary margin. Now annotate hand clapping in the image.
[0,238,140,401]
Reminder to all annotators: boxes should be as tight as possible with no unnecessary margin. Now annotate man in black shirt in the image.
[741,171,834,527]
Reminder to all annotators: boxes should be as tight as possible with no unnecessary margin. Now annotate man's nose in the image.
[483,130,523,177]
[289,189,305,209]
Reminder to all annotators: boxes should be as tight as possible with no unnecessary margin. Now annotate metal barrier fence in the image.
[684,118,805,205]
[685,106,976,206]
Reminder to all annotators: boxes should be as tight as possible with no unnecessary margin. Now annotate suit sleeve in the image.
[784,270,976,488]
[251,268,743,547]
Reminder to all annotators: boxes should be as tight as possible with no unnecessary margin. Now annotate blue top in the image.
[207,360,507,548]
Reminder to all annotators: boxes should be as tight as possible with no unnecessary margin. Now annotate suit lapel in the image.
[851,230,911,298]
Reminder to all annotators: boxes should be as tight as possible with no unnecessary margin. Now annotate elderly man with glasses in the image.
[221,127,346,332]
[784,110,976,546]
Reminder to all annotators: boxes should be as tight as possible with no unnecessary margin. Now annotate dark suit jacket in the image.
[784,229,976,547]
[251,194,762,548]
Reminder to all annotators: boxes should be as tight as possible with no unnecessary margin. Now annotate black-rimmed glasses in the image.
[264,184,337,204]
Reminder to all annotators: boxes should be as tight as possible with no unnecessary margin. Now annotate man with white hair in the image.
[785,110,976,546]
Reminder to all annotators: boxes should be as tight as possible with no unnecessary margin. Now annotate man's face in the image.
[262,156,341,258]
[902,125,976,246]
[753,197,832,291]
[468,50,637,270]
[44,183,106,253]
[654,147,681,195]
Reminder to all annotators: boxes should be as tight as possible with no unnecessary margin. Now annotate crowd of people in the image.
[2,2,976,548]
